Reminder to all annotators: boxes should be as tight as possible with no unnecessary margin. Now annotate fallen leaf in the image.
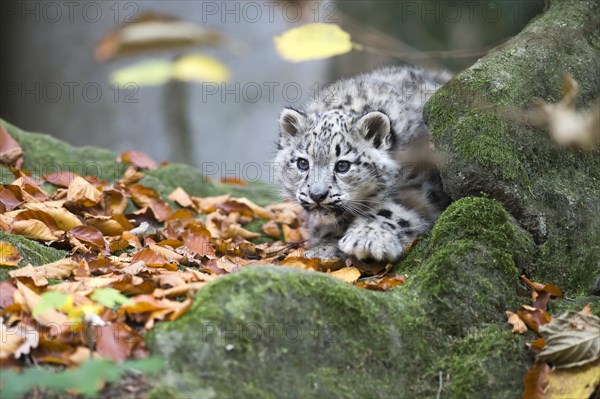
[506,310,528,334]
[261,220,281,239]
[0,282,16,307]
[168,187,194,208]
[329,266,361,283]
[11,219,56,241]
[518,305,552,333]
[0,125,24,166]
[0,186,24,211]
[544,358,600,398]
[9,264,49,286]
[43,170,78,187]
[355,274,406,291]
[536,310,600,368]
[67,176,103,207]
[0,241,22,267]
[119,150,158,170]
[15,281,68,335]
[128,184,173,222]
[69,225,107,250]
[522,362,550,399]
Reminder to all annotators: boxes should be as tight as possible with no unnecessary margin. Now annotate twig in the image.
[436,371,444,399]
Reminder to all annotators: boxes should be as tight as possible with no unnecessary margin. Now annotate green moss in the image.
[149,197,534,398]
[424,0,600,294]
[1,120,126,183]
[0,231,67,281]
[434,324,531,398]
[145,164,280,207]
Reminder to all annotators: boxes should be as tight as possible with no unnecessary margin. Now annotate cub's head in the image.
[275,108,399,218]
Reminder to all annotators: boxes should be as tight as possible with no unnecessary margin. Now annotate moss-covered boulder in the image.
[1,119,278,281]
[1,119,278,206]
[424,0,600,295]
[149,197,534,398]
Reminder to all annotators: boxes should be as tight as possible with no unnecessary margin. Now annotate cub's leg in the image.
[339,204,428,262]
[305,218,345,260]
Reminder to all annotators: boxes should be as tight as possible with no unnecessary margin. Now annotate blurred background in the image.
[0,0,544,182]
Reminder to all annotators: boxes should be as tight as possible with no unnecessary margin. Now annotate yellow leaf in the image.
[274,23,353,62]
[329,266,361,283]
[544,359,600,399]
[110,59,172,87]
[0,241,22,267]
[172,54,230,83]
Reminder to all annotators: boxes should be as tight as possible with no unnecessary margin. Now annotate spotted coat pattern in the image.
[275,66,452,262]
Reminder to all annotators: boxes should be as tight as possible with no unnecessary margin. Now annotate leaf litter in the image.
[0,133,406,372]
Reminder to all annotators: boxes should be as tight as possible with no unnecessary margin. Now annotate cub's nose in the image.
[309,189,329,203]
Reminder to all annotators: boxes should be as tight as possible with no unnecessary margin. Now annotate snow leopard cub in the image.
[275,66,451,262]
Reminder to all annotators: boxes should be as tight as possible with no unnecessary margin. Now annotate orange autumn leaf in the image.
[118,150,158,170]
[0,125,23,167]
[67,176,103,207]
[168,187,194,208]
[506,310,528,334]
[0,241,22,267]
[522,362,550,399]
[128,184,173,222]
[518,305,552,332]
[69,225,107,250]
[355,274,406,291]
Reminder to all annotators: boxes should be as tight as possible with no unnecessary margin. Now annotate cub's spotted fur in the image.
[275,66,451,262]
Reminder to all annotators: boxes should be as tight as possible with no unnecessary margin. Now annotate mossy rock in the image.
[424,0,600,295]
[0,231,66,281]
[1,119,279,207]
[148,197,534,397]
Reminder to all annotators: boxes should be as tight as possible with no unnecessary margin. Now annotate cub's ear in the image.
[279,108,305,142]
[357,111,394,150]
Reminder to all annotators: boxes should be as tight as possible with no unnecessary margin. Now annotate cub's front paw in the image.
[305,241,343,260]
[339,225,406,262]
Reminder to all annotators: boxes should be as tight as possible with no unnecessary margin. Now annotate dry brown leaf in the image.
[168,187,194,208]
[230,197,274,220]
[261,220,281,239]
[518,305,552,333]
[354,274,406,291]
[282,224,304,242]
[11,219,56,241]
[69,225,107,250]
[9,264,49,286]
[15,281,68,334]
[67,176,103,207]
[128,184,173,222]
[523,362,550,399]
[0,241,22,267]
[118,150,158,170]
[0,125,24,166]
[191,194,230,213]
[0,186,24,211]
[506,310,528,334]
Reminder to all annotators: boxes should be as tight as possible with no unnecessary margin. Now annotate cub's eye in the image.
[297,158,309,171]
[335,160,351,173]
